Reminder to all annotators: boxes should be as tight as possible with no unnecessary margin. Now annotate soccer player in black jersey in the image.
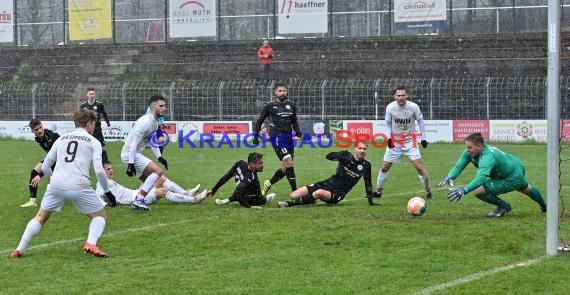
[207,153,275,209]
[277,142,380,207]
[80,88,111,161]
[252,82,303,195]
[21,119,60,208]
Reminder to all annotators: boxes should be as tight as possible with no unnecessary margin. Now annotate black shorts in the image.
[270,134,295,161]
[243,194,267,206]
[307,180,347,204]
[92,128,105,146]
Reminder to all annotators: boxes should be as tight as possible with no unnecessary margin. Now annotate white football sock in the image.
[165,191,195,203]
[163,179,186,194]
[16,219,42,253]
[138,173,159,199]
[376,170,389,191]
[86,216,106,245]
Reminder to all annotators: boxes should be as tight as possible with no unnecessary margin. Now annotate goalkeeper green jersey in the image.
[448,144,524,192]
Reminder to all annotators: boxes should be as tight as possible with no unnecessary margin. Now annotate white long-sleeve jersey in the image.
[42,128,109,192]
[121,114,161,163]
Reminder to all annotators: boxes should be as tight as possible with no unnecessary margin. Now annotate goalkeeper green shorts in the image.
[482,163,528,195]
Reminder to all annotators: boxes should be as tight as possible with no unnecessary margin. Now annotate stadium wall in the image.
[0,33,563,83]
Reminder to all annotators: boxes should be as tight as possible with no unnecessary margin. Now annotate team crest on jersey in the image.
[93,106,98,110]
[357,165,363,170]
[286,105,291,109]
[516,121,533,138]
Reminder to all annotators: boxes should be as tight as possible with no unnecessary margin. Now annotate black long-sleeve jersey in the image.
[80,101,110,132]
[254,100,301,136]
[35,129,60,153]
[325,151,373,196]
[211,160,261,196]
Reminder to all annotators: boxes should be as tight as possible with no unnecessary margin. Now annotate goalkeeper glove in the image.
[366,191,382,206]
[438,176,454,188]
[421,140,428,148]
[447,187,469,203]
[104,191,117,207]
[126,163,136,177]
[158,156,168,170]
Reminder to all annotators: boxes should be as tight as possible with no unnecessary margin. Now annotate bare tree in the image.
[18,0,61,45]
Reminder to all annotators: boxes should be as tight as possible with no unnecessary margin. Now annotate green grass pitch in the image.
[1,138,570,294]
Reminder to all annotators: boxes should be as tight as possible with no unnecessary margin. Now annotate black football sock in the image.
[299,194,315,205]
[285,167,297,191]
[288,194,315,206]
[286,200,297,206]
[270,169,286,184]
[28,169,40,199]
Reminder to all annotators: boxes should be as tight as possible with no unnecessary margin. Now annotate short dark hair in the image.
[465,132,485,145]
[149,94,166,106]
[393,86,407,95]
[103,160,112,166]
[247,152,263,163]
[86,87,96,93]
[29,118,41,129]
[274,82,287,90]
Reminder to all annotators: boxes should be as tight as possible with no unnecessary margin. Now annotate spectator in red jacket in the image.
[257,40,275,83]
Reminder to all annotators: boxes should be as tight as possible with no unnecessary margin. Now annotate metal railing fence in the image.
[1,77,568,122]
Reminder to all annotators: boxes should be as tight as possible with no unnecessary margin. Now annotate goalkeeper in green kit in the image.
[438,132,547,217]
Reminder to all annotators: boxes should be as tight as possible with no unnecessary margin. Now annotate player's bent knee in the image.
[519,184,532,194]
[34,210,52,224]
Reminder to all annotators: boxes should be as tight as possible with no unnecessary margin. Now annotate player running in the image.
[121,94,205,210]
[11,109,117,258]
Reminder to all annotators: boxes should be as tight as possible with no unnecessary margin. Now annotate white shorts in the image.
[98,188,157,206]
[41,186,104,214]
[120,152,152,178]
[383,141,422,163]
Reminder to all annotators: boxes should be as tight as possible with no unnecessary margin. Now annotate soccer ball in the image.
[407,196,427,216]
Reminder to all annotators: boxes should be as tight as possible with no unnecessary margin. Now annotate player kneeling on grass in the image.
[10,109,117,258]
[96,161,207,208]
[438,132,547,218]
[278,141,377,208]
[207,152,275,209]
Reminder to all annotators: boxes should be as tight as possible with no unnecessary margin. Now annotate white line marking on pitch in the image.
[409,256,547,295]
[2,188,432,254]
[0,219,194,254]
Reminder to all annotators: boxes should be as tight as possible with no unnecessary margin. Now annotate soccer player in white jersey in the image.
[96,161,206,206]
[371,86,432,205]
[10,109,117,258]
[121,94,204,210]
